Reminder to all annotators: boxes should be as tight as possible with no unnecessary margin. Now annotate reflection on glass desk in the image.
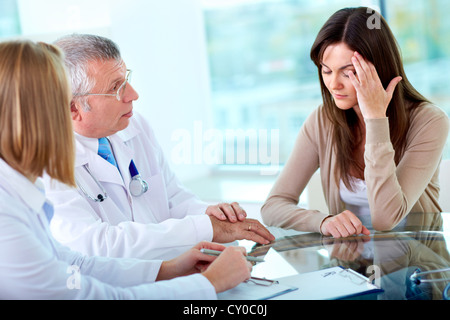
[246,212,450,300]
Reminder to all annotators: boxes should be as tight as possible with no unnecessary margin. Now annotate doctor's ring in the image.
[248,225,252,231]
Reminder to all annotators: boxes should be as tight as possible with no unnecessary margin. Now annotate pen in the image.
[200,249,265,263]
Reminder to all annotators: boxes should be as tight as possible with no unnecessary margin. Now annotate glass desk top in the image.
[245,212,450,300]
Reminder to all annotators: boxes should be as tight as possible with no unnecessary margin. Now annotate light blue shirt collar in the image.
[74,121,140,154]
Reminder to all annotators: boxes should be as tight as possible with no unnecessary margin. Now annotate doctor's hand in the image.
[156,242,252,293]
[202,246,252,293]
[320,210,371,238]
[209,216,275,245]
[206,202,247,222]
[156,241,227,280]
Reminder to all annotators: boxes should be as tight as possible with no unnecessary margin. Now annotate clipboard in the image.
[218,277,298,300]
[218,247,299,300]
[272,266,383,300]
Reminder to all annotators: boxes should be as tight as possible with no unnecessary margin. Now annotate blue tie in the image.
[98,137,118,168]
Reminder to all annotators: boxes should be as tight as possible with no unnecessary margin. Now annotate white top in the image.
[340,178,406,230]
[43,113,213,260]
[0,158,216,300]
[340,178,372,229]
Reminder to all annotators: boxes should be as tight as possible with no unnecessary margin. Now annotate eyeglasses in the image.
[74,69,132,101]
[245,277,279,287]
[338,268,369,285]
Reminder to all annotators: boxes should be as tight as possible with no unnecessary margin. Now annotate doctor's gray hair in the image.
[54,34,123,111]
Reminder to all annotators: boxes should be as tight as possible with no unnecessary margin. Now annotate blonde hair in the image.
[0,40,76,186]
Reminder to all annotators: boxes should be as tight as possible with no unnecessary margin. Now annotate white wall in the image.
[16,0,112,42]
[14,0,213,182]
[109,0,213,182]
[18,0,111,36]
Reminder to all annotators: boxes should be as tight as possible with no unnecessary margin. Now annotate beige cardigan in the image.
[261,103,450,232]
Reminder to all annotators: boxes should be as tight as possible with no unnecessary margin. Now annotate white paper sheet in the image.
[251,248,299,279]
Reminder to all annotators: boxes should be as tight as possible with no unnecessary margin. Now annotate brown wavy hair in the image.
[310,7,430,190]
[0,41,75,186]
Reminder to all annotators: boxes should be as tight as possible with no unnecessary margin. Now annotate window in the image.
[202,0,450,166]
[386,0,450,158]
[0,0,21,37]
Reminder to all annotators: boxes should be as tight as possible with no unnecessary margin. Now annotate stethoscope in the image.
[410,267,450,300]
[76,160,149,202]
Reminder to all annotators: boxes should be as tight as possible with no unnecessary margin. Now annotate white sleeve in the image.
[0,201,216,300]
[57,241,217,300]
[46,181,213,260]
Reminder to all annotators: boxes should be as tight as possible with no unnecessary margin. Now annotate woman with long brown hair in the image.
[261,7,449,237]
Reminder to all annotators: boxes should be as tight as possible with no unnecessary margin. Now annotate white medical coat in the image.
[44,113,213,260]
[0,159,216,300]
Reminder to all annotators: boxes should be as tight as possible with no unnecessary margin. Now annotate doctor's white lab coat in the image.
[44,113,213,260]
[0,158,216,300]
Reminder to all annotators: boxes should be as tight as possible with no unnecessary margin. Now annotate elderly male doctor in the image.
[44,34,274,260]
